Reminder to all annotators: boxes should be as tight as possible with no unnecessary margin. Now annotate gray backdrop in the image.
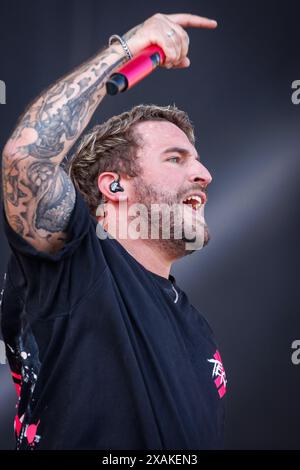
[0,0,299,450]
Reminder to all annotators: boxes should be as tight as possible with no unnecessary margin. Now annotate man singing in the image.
[1,12,227,450]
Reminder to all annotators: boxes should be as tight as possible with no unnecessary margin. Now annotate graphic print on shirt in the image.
[207,350,227,398]
[9,328,42,448]
[1,271,42,449]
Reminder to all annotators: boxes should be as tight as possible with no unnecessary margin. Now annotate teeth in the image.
[182,195,203,209]
[184,195,202,203]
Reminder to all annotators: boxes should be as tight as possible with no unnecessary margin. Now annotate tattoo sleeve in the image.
[2,43,127,252]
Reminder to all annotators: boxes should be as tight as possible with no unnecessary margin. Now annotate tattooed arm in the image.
[2,42,128,253]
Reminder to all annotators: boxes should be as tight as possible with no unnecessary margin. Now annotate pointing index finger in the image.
[165,13,218,28]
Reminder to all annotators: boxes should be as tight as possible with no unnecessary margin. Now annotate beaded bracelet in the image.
[108,34,133,60]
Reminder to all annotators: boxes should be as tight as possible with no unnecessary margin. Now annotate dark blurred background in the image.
[0,0,299,450]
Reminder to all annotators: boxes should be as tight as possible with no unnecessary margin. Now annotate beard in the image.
[131,175,211,260]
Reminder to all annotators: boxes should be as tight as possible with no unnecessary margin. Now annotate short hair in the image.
[66,103,195,216]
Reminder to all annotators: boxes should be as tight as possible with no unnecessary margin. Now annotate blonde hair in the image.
[66,103,195,216]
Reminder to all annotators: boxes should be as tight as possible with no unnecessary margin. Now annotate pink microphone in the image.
[106,45,166,95]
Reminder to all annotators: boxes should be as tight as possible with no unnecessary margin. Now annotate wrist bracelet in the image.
[108,34,133,60]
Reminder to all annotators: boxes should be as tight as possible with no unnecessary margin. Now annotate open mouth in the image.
[181,195,204,211]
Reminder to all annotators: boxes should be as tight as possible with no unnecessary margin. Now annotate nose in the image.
[188,160,213,187]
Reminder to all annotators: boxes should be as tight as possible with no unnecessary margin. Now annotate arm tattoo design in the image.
[31,164,75,233]
[2,45,126,247]
[26,52,126,159]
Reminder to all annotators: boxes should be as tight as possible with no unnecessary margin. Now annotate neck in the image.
[116,236,173,279]
[100,207,176,279]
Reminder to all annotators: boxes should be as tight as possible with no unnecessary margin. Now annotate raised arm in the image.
[1,42,127,253]
[1,13,217,253]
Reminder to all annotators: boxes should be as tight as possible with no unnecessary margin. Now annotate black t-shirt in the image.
[1,188,227,450]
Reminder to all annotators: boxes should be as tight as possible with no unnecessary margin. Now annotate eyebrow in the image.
[160,146,201,162]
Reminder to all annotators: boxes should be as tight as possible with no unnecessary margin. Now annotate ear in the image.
[97,172,122,202]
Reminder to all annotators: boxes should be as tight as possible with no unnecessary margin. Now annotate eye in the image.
[167,156,181,163]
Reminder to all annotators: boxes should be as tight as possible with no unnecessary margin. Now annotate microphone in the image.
[106,45,166,95]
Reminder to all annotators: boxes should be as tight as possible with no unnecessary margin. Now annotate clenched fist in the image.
[121,13,217,69]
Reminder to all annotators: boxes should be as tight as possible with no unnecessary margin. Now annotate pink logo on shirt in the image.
[207,350,227,398]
